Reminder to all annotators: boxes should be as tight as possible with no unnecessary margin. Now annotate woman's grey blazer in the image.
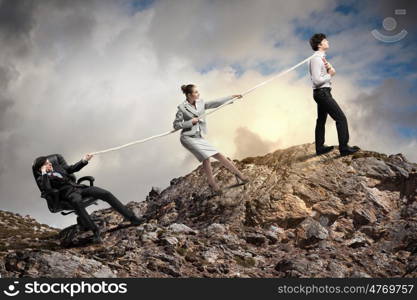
[173,96,234,136]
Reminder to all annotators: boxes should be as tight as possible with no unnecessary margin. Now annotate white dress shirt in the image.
[42,171,63,178]
[308,50,332,89]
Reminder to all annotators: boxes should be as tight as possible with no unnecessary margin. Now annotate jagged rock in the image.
[148,187,161,198]
[204,223,227,237]
[400,172,417,218]
[312,196,345,226]
[268,225,284,235]
[326,261,349,278]
[350,270,372,278]
[168,223,197,235]
[5,251,116,278]
[274,257,321,277]
[296,217,329,248]
[1,143,416,278]
[353,157,396,179]
[345,232,372,248]
[233,250,257,268]
[359,225,386,240]
[352,207,377,228]
[141,231,159,243]
[401,201,417,219]
[405,254,417,277]
[362,184,393,213]
[203,248,219,264]
[265,225,284,244]
[161,236,179,246]
[244,233,267,246]
[269,195,311,228]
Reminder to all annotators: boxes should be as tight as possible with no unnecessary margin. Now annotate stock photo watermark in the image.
[371,9,408,42]
[2,280,128,298]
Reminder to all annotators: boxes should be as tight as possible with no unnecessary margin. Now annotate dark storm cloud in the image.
[0,0,36,133]
[0,65,18,88]
[0,0,36,56]
[348,78,417,130]
[0,0,106,227]
[0,65,17,133]
[365,0,417,29]
[0,0,37,174]
[0,0,35,37]
[344,78,417,161]
[0,65,20,176]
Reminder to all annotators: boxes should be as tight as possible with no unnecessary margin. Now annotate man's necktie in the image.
[322,57,330,71]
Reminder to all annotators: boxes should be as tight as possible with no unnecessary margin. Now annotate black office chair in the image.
[32,154,101,245]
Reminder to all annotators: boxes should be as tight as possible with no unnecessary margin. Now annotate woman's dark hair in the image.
[309,33,327,51]
[181,84,195,96]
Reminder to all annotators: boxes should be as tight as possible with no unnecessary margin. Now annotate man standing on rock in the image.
[308,33,359,156]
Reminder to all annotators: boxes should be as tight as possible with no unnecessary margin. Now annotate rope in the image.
[91,53,317,155]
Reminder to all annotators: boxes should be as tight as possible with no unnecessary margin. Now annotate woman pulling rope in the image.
[173,84,250,195]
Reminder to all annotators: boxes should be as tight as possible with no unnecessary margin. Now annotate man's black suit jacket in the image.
[35,154,89,200]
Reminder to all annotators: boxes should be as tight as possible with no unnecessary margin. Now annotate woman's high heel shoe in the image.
[235,174,250,185]
[210,185,223,196]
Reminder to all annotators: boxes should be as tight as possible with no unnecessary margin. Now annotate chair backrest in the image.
[32,154,76,212]
[32,154,77,194]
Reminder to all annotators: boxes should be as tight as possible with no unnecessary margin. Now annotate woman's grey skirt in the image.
[180,132,219,162]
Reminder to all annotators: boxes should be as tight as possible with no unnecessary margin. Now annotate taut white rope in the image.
[91,53,317,155]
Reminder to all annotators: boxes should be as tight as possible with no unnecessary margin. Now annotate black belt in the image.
[314,87,331,91]
[190,132,202,138]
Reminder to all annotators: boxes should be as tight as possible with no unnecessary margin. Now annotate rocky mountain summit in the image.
[1,143,416,278]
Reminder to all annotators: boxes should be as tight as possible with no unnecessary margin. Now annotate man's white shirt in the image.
[308,50,332,89]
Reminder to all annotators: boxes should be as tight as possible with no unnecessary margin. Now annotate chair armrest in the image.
[77,176,95,186]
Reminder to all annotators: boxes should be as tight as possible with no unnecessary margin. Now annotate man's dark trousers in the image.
[65,186,135,232]
[313,87,349,152]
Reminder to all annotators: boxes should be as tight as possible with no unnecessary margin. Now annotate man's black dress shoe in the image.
[91,231,102,244]
[130,216,146,226]
[316,145,334,155]
[340,145,360,156]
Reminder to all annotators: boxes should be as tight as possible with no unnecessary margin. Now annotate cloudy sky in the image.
[0,0,416,228]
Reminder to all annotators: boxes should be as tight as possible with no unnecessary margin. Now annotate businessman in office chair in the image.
[33,153,144,244]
